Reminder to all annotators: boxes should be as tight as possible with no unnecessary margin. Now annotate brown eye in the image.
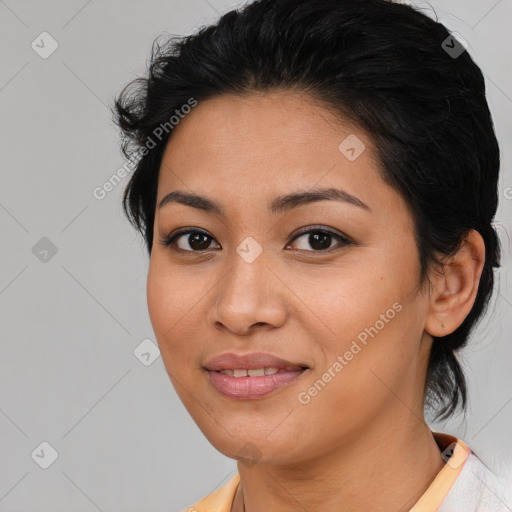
[159,226,352,255]
[287,228,352,252]
[159,229,220,252]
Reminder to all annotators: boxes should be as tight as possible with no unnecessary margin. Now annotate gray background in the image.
[0,1,511,511]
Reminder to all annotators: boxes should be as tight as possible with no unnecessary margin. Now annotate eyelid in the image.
[289,224,353,244]
[159,225,353,253]
[159,227,220,253]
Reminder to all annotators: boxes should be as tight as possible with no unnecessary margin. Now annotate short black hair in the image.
[112,0,501,422]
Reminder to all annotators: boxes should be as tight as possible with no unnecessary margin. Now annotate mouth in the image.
[212,366,308,377]
[204,366,310,399]
[203,352,310,399]
[203,351,309,373]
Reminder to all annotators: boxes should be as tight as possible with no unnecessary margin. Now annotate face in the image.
[147,91,434,465]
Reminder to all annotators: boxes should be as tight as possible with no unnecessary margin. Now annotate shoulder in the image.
[181,473,240,512]
[438,452,512,512]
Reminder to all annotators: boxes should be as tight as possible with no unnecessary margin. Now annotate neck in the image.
[232,413,445,512]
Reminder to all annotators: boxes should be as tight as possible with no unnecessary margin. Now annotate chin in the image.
[203,427,306,466]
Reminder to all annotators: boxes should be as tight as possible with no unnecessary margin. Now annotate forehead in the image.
[156,90,394,215]
[163,90,371,158]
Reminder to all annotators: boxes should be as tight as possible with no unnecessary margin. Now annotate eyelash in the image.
[158,225,353,254]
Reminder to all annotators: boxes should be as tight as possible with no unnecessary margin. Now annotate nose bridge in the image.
[211,235,286,332]
[221,235,270,304]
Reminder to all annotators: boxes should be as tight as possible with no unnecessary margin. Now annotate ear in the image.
[424,229,486,337]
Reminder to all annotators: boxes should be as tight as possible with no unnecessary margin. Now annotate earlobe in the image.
[425,229,486,337]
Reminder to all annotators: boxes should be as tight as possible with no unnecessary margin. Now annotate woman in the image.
[112,0,510,510]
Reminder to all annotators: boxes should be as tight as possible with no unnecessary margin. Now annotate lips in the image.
[203,352,309,372]
[204,352,310,399]
[207,367,307,399]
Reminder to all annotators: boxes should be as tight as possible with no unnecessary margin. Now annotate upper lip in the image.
[204,352,309,371]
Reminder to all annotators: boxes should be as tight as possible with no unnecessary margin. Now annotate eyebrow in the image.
[158,187,371,215]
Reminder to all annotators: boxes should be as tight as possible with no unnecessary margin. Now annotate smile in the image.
[218,367,282,376]
[206,367,309,399]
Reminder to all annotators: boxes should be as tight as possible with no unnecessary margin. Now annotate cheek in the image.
[303,251,423,392]
[147,254,200,330]
[146,258,199,367]
[304,261,414,345]
[146,260,171,336]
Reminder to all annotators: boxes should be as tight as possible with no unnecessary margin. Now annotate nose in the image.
[207,247,288,336]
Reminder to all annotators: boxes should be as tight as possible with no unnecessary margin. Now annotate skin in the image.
[146,90,485,512]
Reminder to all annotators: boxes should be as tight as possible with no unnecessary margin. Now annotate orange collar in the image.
[188,431,471,512]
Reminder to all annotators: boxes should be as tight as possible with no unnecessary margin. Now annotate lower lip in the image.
[207,369,307,399]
